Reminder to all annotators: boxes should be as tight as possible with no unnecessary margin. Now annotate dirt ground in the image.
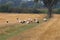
[7,14,60,40]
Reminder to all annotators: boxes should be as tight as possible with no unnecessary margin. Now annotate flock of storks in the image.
[6,18,47,24]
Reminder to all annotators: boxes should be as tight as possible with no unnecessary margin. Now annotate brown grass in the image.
[0,13,46,39]
[8,14,60,40]
[0,13,45,25]
[1,13,60,40]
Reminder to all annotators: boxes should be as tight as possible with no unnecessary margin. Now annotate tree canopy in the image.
[43,0,58,8]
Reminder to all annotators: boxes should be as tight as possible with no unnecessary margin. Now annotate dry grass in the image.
[0,13,45,25]
[0,13,46,40]
[1,13,60,40]
[8,14,60,40]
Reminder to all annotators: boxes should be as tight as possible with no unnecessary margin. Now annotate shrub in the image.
[53,8,60,14]
[57,9,60,13]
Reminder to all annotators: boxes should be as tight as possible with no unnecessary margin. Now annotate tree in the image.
[43,0,58,18]
[0,3,13,12]
[34,0,39,8]
[34,0,58,18]
[33,0,39,13]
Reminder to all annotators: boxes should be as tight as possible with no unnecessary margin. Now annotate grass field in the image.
[0,13,60,40]
[0,13,45,24]
[0,23,39,40]
[0,13,45,40]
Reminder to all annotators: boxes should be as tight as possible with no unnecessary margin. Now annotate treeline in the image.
[0,4,40,13]
[0,4,60,14]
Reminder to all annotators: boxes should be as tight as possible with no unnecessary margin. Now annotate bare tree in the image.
[34,0,58,18]
[43,0,58,18]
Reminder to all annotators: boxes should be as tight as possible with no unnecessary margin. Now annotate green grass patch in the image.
[0,23,38,40]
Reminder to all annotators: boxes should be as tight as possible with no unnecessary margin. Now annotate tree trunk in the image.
[47,7,52,18]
